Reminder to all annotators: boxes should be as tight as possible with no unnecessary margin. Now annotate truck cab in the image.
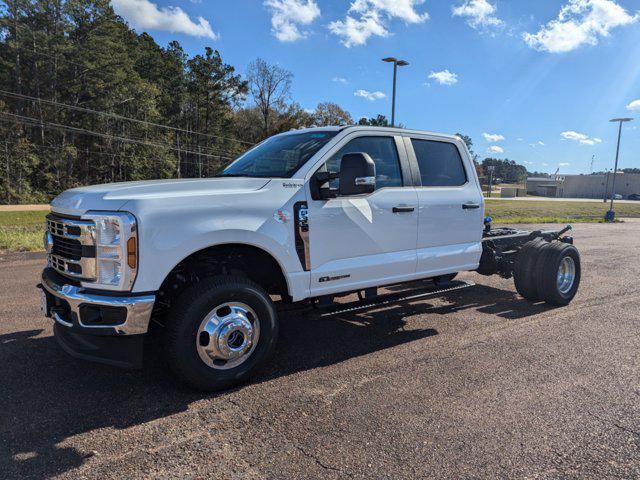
[39,126,579,390]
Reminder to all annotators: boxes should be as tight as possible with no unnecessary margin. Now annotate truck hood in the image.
[51,178,272,216]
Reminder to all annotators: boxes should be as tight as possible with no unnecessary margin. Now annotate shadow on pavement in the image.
[0,283,552,479]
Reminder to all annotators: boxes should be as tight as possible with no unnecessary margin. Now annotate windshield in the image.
[220,131,338,178]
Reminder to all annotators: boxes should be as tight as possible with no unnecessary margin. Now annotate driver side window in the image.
[325,136,403,190]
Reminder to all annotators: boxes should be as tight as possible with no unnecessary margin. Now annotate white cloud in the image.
[559,162,571,166]
[452,0,503,30]
[428,69,458,86]
[329,0,429,47]
[523,0,639,53]
[483,132,505,142]
[264,0,321,42]
[332,76,348,84]
[561,130,602,145]
[354,89,386,101]
[626,99,640,111]
[111,0,217,39]
[530,140,546,147]
[487,145,504,154]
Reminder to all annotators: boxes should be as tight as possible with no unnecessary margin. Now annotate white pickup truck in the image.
[39,126,581,390]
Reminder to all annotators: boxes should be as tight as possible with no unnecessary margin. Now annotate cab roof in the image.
[280,125,460,142]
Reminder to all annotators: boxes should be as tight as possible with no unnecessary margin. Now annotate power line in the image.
[1,109,243,158]
[16,142,232,172]
[0,89,256,146]
[5,43,104,71]
[0,112,236,160]
[0,111,238,159]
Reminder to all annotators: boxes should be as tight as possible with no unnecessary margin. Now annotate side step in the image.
[318,280,476,318]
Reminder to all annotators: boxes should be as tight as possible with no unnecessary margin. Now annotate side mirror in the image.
[339,153,376,196]
[312,170,339,200]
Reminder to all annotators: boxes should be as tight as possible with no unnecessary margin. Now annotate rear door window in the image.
[411,139,467,187]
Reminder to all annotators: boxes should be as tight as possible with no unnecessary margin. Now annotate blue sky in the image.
[111,0,640,175]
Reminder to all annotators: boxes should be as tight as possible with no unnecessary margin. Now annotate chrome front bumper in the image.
[40,269,155,336]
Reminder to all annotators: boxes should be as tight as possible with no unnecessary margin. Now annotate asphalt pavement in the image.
[1,223,638,479]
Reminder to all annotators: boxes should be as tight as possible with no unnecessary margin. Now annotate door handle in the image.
[393,205,415,213]
[462,202,481,210]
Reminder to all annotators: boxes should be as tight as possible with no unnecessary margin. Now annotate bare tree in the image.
[246,58,292,137]
[312,102,353,126]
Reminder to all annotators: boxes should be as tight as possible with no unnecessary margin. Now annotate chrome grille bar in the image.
[46,214,96,281]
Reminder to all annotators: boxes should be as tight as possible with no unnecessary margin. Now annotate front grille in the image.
[46,214,96,280]
[52,235,83,260]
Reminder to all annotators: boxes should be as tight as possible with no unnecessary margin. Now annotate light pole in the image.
[603,169,611,203]
[382,57,409,127]
[487,165,495,197]
[606,117,633,221]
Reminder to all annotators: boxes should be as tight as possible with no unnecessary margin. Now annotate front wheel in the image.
[165,276,279,391]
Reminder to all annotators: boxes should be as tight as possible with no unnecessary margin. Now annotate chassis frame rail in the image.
[478,224,574,278]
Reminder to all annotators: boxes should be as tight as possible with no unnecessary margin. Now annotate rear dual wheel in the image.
[514,240,581,306]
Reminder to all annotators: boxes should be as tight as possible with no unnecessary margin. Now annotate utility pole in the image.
[606,118,633,221]
[590,155,594,174]
[382,57,409,127]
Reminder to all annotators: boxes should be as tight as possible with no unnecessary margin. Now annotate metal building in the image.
[526,173,640,199]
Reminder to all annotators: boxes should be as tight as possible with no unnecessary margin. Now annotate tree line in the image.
[0,0,361,203]
[0,0,536,204]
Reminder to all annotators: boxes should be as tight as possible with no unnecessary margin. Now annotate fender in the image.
[134,229,310,301]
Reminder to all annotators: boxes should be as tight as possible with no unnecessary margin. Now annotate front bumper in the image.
[39,268,156,368]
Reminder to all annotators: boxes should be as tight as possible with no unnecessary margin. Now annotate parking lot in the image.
[1,223,638,479]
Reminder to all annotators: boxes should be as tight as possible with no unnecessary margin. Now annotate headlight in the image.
[83,211,138,291]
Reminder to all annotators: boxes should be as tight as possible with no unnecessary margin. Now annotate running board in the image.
[318,280,476,318]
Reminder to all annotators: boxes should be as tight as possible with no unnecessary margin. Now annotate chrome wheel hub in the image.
[196,302,260,370]
[557,256,576,294]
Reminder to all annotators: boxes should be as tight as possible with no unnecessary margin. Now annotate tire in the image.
[433,273,457,286]
[534,242,581,306]
[165,276,279,391]
[513,238,546,301]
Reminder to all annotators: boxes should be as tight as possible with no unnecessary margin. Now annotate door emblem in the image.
[318,274,351,283]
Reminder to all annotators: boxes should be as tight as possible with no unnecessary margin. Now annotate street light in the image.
[606,117,633,221]
[382,57,409,127]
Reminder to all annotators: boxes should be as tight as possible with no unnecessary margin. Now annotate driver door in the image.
[306,134,418,297]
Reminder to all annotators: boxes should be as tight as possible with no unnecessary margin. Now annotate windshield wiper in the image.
[215,173,254,178]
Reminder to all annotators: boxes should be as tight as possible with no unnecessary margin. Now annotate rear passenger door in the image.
[404,136,484,277]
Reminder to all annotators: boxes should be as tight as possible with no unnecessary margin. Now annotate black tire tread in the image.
[513,238,546,301]
[433,273,458,286]
[165,275,278,391]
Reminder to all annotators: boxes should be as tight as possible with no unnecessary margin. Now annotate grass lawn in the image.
[485,199,640,224]
[1,200,640,253]
[0,210,48,253]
